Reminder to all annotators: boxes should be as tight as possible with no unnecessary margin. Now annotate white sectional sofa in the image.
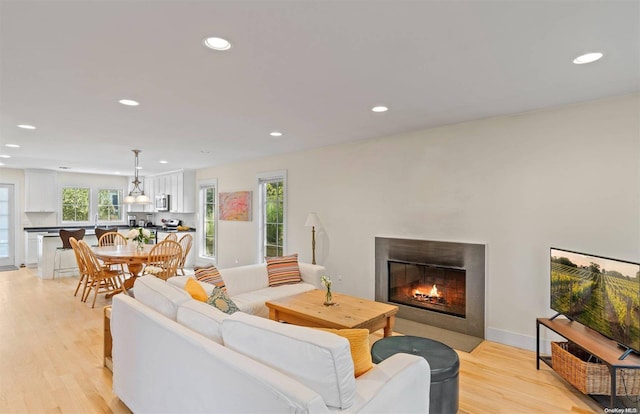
[111,275,431,413]
[168,261,324,317]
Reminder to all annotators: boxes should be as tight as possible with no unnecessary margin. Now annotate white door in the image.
[0,184,15,267]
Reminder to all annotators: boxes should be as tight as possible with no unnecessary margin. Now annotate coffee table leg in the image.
[269,308,279,322]
[384,315,396,337]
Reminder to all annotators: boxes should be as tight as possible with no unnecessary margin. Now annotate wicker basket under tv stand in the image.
[537,316,640,409]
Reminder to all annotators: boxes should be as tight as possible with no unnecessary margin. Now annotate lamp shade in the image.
[305,212,321,228]
[136,194,151,204]
[123,195,136,204]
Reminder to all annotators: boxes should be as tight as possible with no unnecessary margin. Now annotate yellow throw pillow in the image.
[317,328,373,377]
[184,277,208,302]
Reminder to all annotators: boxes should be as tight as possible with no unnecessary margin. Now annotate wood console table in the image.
[537,317,640,409]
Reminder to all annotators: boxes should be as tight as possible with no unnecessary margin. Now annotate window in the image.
[97,189,122,221]
[61,187,90,222]
[258,171,286,260]
[199,180,217,260]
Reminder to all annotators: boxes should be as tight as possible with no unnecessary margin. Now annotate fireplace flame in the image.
[429,284,439,297]
[413,284,440,299]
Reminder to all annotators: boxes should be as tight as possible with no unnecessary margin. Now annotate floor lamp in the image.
[304,213,321,265]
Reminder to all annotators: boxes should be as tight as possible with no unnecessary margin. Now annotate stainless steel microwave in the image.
[155,194,170,211]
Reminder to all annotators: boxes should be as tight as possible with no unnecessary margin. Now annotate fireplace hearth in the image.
[375,238,485,338]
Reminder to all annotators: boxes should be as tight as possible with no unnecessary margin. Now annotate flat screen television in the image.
[550,247,640,357]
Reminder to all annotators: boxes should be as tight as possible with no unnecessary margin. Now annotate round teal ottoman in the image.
[371,336,459,414]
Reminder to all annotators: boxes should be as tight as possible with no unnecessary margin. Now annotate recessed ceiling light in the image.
[269,131,283,137]
[136,166,143,170]
[0,155,11,158]
[203,37,231,51]
[114,171,121,175]
[5,144,20,148]
[159,160,168,164]
[17,124,36,130]
[573,52,603,64]
[371,106,389,113]
[119,99,140,106]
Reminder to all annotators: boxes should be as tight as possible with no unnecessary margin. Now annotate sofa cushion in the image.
[218,263,269,297]
[316,328,373,377]
[221,313,356,409]
[176,300,229,344]
[232,282,315,318]
[266,254,302,286]
[184,277,208,302]
[207,286,239,314]
[194,263,226,290]
[133,275,191,320]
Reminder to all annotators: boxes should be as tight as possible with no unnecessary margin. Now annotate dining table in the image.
[92,244,153,292]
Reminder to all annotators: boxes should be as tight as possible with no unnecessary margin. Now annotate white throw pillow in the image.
[221,312,356,409]
[133,275,191,320]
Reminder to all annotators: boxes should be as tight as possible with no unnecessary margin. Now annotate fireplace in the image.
[388,261,466,318]
[375,237,485,338]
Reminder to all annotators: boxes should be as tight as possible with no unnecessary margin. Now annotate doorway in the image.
[0,184,15,268]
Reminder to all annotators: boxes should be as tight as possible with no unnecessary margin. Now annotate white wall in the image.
[197,94,640,350]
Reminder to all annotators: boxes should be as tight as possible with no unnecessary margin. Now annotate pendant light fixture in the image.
[123,149,151,204]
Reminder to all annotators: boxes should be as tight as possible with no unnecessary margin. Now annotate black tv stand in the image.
[537,317,640,409]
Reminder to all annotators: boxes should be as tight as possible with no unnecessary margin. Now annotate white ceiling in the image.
[1,0,638,176]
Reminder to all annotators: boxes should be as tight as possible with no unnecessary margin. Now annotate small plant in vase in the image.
[321,275,333,306]
[128,227,151,250]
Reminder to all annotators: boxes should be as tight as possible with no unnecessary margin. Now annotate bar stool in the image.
[53,228,86,278]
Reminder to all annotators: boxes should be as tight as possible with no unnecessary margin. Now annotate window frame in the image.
[257,170,287,262]
[60,186,91,224]
[198,178,218,263]
[97,188,124,223]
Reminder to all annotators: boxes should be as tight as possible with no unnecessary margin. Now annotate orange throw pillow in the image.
[317,328,373,377]
[184,277,208,302]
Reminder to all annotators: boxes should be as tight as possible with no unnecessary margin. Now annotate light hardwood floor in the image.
[0,267,602,413]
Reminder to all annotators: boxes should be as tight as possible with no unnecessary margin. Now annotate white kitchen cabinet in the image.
[24,231,46,267]
[149,170,195,213]
[24,169,57,212]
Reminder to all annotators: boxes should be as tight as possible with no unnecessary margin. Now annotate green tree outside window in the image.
[62,188,90,222]
[98,189,122,221]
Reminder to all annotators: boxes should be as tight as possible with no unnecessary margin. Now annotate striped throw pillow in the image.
[194,264,226,290]
[266,254,302,287]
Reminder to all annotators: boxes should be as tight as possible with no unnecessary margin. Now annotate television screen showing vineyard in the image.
[551,248,640,352]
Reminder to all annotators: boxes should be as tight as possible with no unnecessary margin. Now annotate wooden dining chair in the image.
[70,237,91,300]
[164,233,178,242]
[98,232,130,277]
[142,240,182,281]
[78,240,124,308]
[177,233,193,275]
[97,231,127,246]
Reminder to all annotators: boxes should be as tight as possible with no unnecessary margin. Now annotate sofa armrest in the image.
[352,353,430,413]
[299,262,326,288]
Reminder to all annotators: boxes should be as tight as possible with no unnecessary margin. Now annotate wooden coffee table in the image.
[265,289,398,337]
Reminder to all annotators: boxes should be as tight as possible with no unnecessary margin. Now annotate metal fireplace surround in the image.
[375,237,485,339]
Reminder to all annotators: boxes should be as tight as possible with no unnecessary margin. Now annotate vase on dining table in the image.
[136,240,144,251]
